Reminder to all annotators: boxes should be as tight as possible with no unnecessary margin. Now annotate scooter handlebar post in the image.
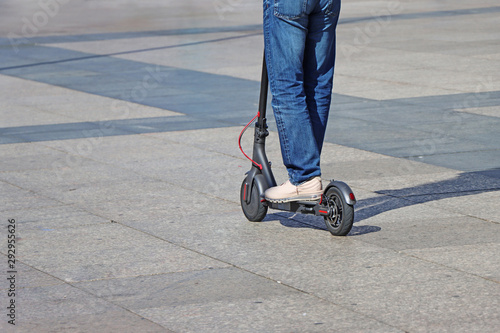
[258,55,269,127]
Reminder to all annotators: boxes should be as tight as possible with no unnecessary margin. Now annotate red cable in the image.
[238,112,263,170]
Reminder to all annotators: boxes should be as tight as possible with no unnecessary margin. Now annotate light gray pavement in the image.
[0,0,499,332]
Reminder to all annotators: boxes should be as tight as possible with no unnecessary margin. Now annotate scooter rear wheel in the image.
[240,179,267,222]
[323,186,354,236]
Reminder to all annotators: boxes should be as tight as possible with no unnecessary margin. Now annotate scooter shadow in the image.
[260,169,500,236]
[262,212,381,236]
[355,169,500,223]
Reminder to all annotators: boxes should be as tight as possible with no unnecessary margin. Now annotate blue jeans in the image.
[264,0,341,185]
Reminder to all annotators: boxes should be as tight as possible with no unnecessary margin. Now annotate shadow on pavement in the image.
[355,169,500,223]
[261,169,500,236]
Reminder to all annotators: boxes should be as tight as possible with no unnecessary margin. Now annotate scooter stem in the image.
[258,55,269,127]
[252,55,276,189]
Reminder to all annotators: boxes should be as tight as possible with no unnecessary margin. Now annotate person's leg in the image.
[304,0,341,155]
[263,0,321,186]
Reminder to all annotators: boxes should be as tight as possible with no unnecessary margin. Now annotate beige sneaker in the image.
[264,176,322,203]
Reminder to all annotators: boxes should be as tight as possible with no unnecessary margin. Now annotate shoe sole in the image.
[265,193,322,203]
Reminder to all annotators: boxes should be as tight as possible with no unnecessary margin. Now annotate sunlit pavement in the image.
[0,1,499,332]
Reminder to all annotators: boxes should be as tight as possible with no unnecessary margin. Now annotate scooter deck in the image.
[267,200,331,217]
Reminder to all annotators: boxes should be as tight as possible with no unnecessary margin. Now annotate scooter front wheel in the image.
[323,186,354,236]
[240,179,267,222]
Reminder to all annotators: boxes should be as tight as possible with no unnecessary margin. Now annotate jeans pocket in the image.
[273,0,309,20]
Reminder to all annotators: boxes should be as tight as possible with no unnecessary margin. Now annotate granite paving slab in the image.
[1,0,499,332]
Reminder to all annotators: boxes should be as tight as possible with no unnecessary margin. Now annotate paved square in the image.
[1,1,499,332]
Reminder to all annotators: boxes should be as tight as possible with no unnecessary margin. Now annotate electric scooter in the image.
[239,57,356,236]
